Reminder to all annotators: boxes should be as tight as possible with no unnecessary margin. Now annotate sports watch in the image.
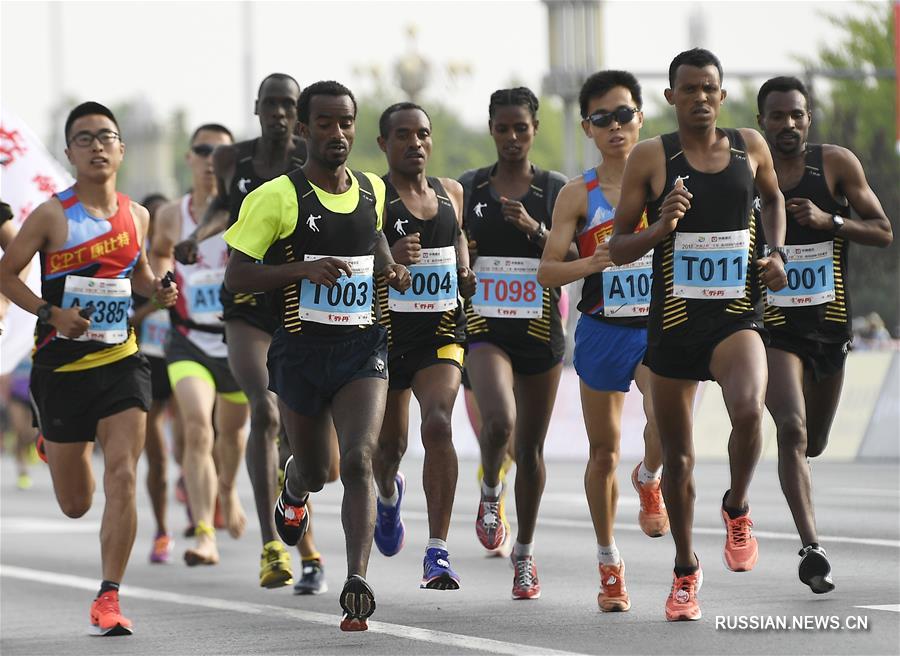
[36,302,55,324]
[832,215,845,233]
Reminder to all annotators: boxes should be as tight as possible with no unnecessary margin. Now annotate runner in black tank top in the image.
[369,104,476,590]
[223,82,410,631]
[459,87,568,600]
[609,49,789,622]
[757,77,893,594]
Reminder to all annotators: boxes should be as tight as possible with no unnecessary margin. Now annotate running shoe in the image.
[798,544,835,594]
[511,554,541,600]
[665,565,703,621]
[374,472,406,557]
[421,548,460,590]
[340,574,376,631]
[89,590,133,636]
[259,540,293,588]
[630,463,669,537]
[476,486,507,551]
[149,533,172,564]
[598,560,631,612]
[16,473,32,490]
[35,434,48,464]
[274,457,308,546]
[721,492,758,572]
[294,558,328,595]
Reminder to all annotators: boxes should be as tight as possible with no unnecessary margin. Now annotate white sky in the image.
[1,0,872,148]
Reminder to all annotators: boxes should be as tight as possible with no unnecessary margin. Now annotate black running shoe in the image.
[274,457,309,546]
[339,575,375,631]
[799,544,835,594]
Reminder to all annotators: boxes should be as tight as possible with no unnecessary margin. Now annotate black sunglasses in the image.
[587,106,639,128]
[191,144,216,157]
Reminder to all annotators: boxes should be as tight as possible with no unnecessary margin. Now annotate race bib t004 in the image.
[472,257,542,319]
[673,229,750,300]
[139,309,170,358]
[767,241,835,307]
[602,253,653,317]
[389,246,458,313]
[298,254,374,326]
[60,275,132,343]
[186,268,225,324]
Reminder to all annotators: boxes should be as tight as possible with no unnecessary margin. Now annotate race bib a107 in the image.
[602,253,653,317]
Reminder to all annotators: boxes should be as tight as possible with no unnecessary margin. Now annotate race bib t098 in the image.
[389,246,458,313]
[602,253,653,317]
[472,256,542,319]
[186,268,225,324]
[767,241,835,307]
[299,254,374,326]
[60,275,132,343]
[673,229,750,300]
[139,309,170,358]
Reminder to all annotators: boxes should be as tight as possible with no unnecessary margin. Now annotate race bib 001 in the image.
[139,309,170,358]
[602,253,653,317]
[186,268,225,324]
[389,246,458,313]
[298,255,374,326]
[673,229,750,300]
[767,241,835,307]
[60,275,132,343]
[472,257,542,319]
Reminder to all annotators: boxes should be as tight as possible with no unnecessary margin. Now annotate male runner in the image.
[371,102,476,589]
[151,124,251,566]
[538,70,668,612]
[756,75,892,593]
[224,80,410,630]
[0,102,178,635]
[609,49,788,621]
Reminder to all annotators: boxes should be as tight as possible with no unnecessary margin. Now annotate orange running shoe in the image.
[721,495,758,572]
[89,590,133,636]
[35,435,48,464]
[631,463,669,537]
[598,561,631,612]
[149,533,172,564]
[665,566,703,622]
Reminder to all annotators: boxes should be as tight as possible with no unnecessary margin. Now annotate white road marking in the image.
[0,565,587,656]
[855,604,900,613]
[1,518,101,534]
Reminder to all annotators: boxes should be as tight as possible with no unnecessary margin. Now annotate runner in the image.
[756,75,893,593]
[371,102,476,589]
[150,124,250,566]
[609,49,788,621]
[0,101,178,635]
[5,359,37,490]
[459,87,568,599]
[537,70,668,612]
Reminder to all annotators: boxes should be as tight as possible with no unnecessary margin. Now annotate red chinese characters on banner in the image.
[18,202,33,221]
[0,125,28,166]
[32,174,57,195]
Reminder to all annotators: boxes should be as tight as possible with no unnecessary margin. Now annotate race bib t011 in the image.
[602,253,653,317]
[186,268,225,324]
[60,275,132,343]
[673,229,750,300]
[298,254,374,326]
[389,246,458,313]
[767,241,835,307]
[472,257,542,319]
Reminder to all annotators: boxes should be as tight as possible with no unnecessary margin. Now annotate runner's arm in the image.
[538,180,597,287]
[826,146,892,247]
[0,201,53,315]
[745,129,786,252]
[148,201,178,278]
[131,203,177,306]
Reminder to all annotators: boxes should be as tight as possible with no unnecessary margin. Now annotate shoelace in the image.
[670,576,697,604]
[480,500,500,529]
[727,515,753,547]
[601,566,624,595]
[515,558,536,589]
[94,593,121,618]
[637,482,663,514]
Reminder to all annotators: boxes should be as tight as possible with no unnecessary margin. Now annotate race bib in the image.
[472,257,542,319]
[60,275,132,343]
[602,253,653,317]
[298,255,374,326]
[139,309,170,358]
[186,268,225,324]
[389,246,458,313]
[767,241,835,307]
[673,230,750,299]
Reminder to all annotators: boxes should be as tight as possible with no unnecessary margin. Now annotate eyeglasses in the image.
[191,143,217,157]
[587,106,639,128]
[68,130,120,147]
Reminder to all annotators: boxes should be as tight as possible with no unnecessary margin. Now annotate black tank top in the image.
[646,129,761,346]
[264,169,379,336]
[377,177,466,352]
[227,139,306,227]
[761,145,851,342]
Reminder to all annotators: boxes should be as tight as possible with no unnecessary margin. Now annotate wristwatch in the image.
[529,222,546,243]
[768,246,789,264]
[832,215,845,233]
[36,302,54,324]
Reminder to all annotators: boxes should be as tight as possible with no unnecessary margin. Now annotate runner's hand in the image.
[590,242,613,272]
[499,197,540,236]
[50,306,91,339]
[391,233,422,265]
[152,277,178,309]
[659,178,692,235]
[457,266,477,299]
[301,257,353,287]
[173,237,199,265]
[757,255,787,292]
[786,198,831,231]
[382,263,411,292]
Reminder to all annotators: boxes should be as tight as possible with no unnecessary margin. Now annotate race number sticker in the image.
[298,255,374,326]
[472,257,542,319]
[389,246,458,313]
[767,241,835,307]
[186,268,225,324]
[60,275,132,343]
[602,253,653,317]
[673,229,750,299]
[139,309,170,358]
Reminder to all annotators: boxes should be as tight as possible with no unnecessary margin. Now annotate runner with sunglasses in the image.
[459,87,568,600]
[755,76,892,594]
[150,124,251,566]
[610,49,788,621]
[538,70,668,613]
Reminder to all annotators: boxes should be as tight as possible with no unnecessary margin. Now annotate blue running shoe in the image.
[421,548,460,590]
[374,472,406,556]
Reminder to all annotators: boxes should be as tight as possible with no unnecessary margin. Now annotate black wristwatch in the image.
[529,222,546,243]
[768,246,789,265]
[36,302,55,324]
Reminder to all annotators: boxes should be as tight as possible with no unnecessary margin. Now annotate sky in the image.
[0,0,878,153]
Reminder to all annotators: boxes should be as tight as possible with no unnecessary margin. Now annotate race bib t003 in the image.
[602,253,653,317]
[186,268,225,324]
[139,309,170,358]
[767,241,835,307]
[389,246,458,313]
[472,257,542,319]
[60,275,132,343]
[673,229,750,300]
[298,254,374,326]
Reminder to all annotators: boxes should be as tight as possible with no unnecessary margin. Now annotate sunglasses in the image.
[191,143,217,157]
[587,106,639,128]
